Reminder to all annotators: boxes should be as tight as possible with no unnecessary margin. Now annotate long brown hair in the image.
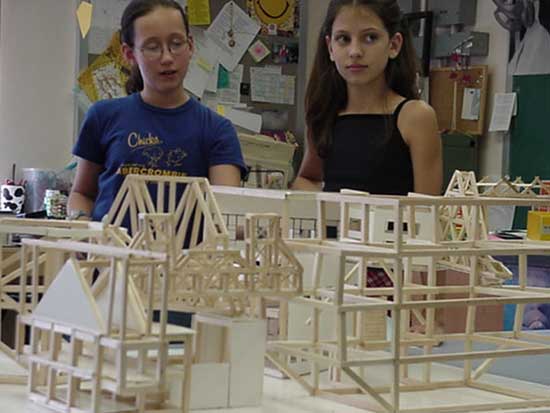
[306,0,419,157]
[120,0,190,94]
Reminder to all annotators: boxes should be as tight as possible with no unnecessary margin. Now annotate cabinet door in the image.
[442,132,478,190]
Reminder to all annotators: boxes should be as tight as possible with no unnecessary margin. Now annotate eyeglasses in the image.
[138,38,189,61]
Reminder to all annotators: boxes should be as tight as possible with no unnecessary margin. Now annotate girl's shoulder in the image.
[397,99,437,126]
[398,99,436,119]
[89,95,134,118]
[397,99,439,145]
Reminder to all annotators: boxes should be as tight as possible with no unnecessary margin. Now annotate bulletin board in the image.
[205,0,302,136]
[76,0,305,140]
[429,65,489,136]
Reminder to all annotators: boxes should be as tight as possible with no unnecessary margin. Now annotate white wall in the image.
[471,0,511,178]
[0,0,77,181]
[305,0,329,84]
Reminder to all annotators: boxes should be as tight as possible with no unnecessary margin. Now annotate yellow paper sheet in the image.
[78,32,130,103]
[187,0,211,26]
[216,105,226,116]
[76,1,93,38]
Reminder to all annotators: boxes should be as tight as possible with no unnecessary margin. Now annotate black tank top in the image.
[323,99,414,195]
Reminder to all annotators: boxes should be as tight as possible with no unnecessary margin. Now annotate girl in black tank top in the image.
[293,0,442,197]
[292,1,443,290]
[323,98,414,195]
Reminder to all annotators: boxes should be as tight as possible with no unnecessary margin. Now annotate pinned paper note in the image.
[248,39,271,63]
[206,62,220,93]
[206,1,260,71]
[225,108,262,133]
[197,57,213,72]
[250,66,295,105]
[76,1,93,38]
[218,66,230,89]
[218,65,244,104]
[87,0,127,54]
[183,27,217,98]
[461,88,481,121]
[489,93,517,132]
[188,0,211,26]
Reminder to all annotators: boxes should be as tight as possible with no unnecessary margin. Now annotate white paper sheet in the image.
[205,1,260,71]
[205,61,220,93]
[461,88,481,121]
[88,0,128,54]
[217,64,244,104]
[250,67,295,105]
[489,93,517,132]
[225,109,262,133]
[184,27,218,98]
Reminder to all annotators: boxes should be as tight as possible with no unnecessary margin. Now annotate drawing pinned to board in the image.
[206,1,260,71]
[78,32,129,103]
[247,0,298,36]
[76,1,93,38]
[248,39,271,63]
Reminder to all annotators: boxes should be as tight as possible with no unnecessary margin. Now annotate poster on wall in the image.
[493,0,550,75]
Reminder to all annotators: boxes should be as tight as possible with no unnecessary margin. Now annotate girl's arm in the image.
[67,158,102,219]
[291,132,324,191]
[209,164,241,186]
[398,100,443,195]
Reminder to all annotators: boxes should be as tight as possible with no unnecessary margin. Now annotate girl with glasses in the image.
[68,0,246,223]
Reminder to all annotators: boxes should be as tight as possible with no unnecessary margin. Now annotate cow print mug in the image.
[1,184,25,214]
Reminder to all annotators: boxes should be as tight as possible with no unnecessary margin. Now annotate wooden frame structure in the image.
[103,176,303,317]
[2,175,303,412]
[0,218,110,382]
[262,191,550,413]
[15,238,194,413]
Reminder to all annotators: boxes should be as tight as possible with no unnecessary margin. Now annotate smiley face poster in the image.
[247,0,298,36]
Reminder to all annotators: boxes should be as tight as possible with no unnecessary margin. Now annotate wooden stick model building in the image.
[0,218,109,382]
[102,175,303,316]
[0,175,304,412]
[441,171,513,285]
[263,190,550,413]
[5,172,550,412]
[15,238,194,413]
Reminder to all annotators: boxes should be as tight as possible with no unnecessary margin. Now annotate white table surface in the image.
[2,350,550,413]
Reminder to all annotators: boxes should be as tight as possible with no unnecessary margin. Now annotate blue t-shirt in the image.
[73,93,246,222]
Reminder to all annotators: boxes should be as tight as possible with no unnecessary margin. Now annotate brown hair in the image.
[120,0,190,94]
[306,0,419,157]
